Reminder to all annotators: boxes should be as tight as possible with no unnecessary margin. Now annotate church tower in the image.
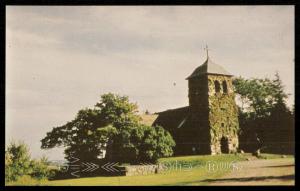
[186,48,239,154]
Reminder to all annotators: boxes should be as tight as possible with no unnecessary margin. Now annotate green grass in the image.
[5,175,48,186]
[158,153,249,167]
[6,153,293,186]
[41,154,249,186]
[43,167,225,186]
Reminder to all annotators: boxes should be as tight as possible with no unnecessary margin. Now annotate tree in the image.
[265,73,294,154]
[41,93,140,162]
[41,93,175,163]
[233,73,293,154]
[41,108,104,162]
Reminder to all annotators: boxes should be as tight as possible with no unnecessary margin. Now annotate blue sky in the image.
[6,6,294,160]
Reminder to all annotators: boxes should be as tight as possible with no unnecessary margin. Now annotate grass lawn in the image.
[7,153,291,186]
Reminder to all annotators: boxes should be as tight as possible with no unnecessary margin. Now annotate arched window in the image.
[222,81,228,94]
[214,81,221,93]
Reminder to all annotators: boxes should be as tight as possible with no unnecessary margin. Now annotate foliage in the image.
[95,93,141,128]
[131,125,175,163]
[41,108,104,162]
[233,72,289,119]
[5,141,31,182]
[106,124,175,163]
[41,93,175,163]
[233,73,294,154]
[5,142,53,183]
[30,156,55,180]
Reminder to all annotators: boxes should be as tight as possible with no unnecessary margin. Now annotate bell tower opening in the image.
[214,81,221,93]
[222,81,228,94]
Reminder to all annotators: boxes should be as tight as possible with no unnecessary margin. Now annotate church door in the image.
[220,137,229,153]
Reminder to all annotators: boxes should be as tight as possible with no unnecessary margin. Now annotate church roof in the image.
[140,114,158,126]
[186,57,232,79]
[153,106,190,131]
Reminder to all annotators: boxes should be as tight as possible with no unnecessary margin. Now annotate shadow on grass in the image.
[200,174,294,183]
[163,174,295,186]
[261,164,294,168]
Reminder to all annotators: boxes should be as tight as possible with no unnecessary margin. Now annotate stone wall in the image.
[123,165,159,176]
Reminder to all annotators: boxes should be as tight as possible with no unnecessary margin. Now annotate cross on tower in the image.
[204,45,210,59]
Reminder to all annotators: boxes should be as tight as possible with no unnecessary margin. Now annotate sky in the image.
[6,6,294,160]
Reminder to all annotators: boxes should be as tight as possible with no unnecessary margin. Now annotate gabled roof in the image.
[186,57,232,79]
[152,106,190,131]
[140,114,158,126]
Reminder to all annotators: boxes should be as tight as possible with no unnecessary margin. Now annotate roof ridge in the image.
[155,106,189,114]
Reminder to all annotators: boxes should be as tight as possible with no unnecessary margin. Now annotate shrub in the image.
[129,125,176,163]
[30,156,55,180]
[5,142,31,182]
[5,142,54,183]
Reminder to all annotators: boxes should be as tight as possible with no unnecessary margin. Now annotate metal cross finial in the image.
[204,45,210,59]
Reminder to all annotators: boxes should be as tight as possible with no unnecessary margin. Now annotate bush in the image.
[110,124,176,163]
[134,125,175,163]
[5,142,31,182]
[5,141,54,183]
[30,156,55,180]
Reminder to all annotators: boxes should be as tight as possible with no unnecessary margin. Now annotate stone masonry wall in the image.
[207,75,239,155]
[188,75,211,154]
[124,165,159,176]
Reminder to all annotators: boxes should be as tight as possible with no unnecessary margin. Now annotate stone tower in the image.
[186,53,239,155]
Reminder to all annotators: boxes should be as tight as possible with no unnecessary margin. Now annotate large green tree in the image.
[41,93,175,163]
[233,73,294,154]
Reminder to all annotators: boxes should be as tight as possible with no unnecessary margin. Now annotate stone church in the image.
[153,52,239,155]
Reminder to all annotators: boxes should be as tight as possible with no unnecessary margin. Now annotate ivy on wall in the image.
[207,75,239,152]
